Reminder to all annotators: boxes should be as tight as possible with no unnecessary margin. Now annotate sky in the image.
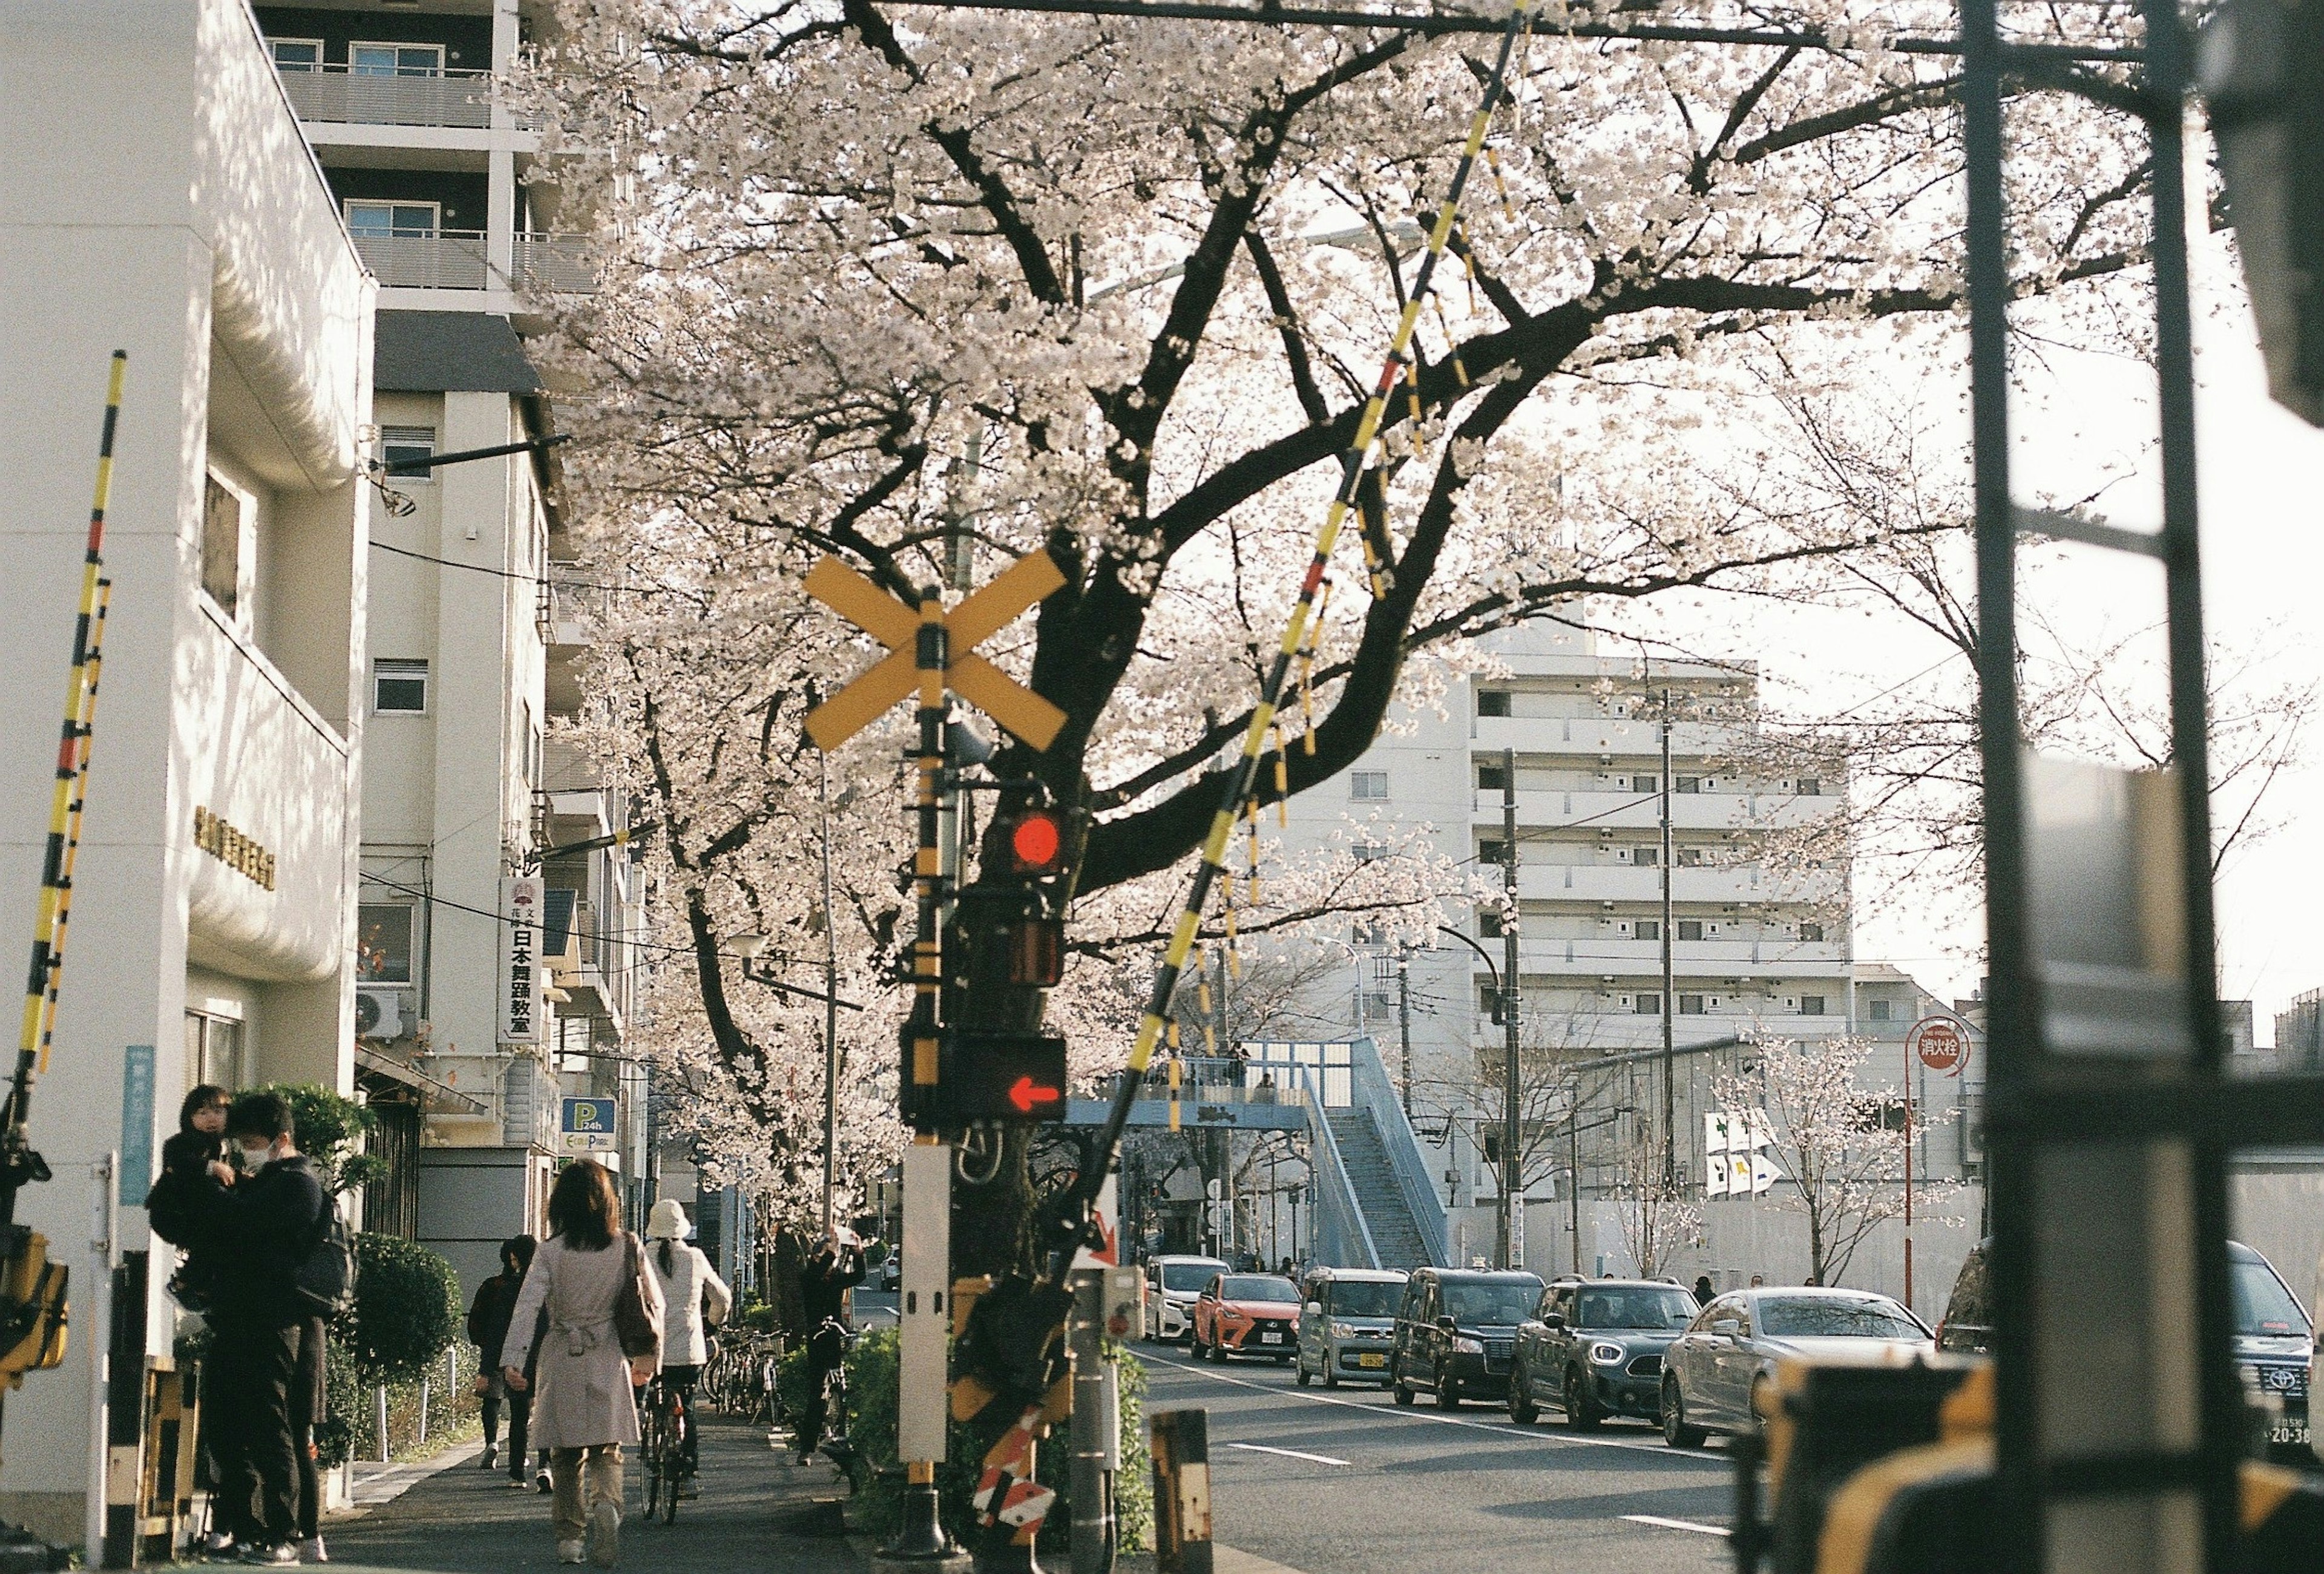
[1608,228,2324,1042]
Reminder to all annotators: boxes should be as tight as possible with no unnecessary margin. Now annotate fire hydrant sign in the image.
[561,1097,619,1154]
[500,876,544,1044]
[1908,1016,1971,1077]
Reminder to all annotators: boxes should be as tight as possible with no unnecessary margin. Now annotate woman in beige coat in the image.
[502,1161,663,1567]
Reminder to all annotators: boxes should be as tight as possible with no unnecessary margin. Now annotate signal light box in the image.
[937,1031,1070,1125]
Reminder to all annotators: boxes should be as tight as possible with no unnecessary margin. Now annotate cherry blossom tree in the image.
[520,0,2155,1251]
[1715,1034,1949,1287]
[1606,1121,1701,1282]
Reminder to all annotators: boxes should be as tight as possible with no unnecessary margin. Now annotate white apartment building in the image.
[1271,620,1854,1261]
[1,0,373,1544]
[253,0,646,1299]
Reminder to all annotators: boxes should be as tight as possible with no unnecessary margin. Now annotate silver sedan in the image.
[1659,1287,1933,1446]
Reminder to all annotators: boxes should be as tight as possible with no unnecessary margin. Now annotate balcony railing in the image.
[275,63,495,129]
[515,232,596,294]
[354,229,491,290]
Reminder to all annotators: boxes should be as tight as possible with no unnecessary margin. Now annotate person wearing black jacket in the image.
[195,1092,326,1566]
[793,1230,864,1465]
[146,1084,229,1307]
[468,1235,537,1482]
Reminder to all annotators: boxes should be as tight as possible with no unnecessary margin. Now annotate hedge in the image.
[805,1327,1152,1554]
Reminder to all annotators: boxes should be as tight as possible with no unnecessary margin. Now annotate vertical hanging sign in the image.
[500,876,543,1044]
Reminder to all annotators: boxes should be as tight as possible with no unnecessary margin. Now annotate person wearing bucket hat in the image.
[643,1199,732,1492]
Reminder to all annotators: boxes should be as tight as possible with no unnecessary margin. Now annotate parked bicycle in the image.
[638,1373,685,1525]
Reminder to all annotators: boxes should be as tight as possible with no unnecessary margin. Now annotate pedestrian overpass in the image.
[1065,1037,1449,1270]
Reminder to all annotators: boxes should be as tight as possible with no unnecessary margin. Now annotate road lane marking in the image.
[1143,1353,1727,1467]
[1226,1442,1351,1466]
[1623,1513,1731,1536]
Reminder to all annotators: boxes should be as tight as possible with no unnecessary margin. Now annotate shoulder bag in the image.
[612,1231,660,1359]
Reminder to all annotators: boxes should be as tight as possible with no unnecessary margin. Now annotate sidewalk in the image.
[323,1415,867,1573]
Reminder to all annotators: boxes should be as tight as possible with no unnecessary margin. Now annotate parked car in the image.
[1145,1254,1230,1343]
[1509,1276,1699,1428]
[1390,1268,1544,1409]
[1191,1273,1302,1362]
[1660,1286,1932,1447]
[1939,1238,2313,1460]
[1294,1267,1408,1388]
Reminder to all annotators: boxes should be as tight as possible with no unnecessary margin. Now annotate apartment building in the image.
[1271,619,1856,1261]
[253,0,646,1297]
[1,0,374,1544]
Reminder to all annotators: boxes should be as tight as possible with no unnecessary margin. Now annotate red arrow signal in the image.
[1009,1076,1062,1114]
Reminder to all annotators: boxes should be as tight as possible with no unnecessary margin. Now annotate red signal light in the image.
[1007,810,1065,874]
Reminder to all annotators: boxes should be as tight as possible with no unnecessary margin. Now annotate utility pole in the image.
[819,725,841,1235]
[1394,947,1416,1125]
[1659,689,1676,1190]
[1499,746,1521,1271]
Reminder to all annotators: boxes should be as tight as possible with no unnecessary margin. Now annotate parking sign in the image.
[560,1097,619,1154]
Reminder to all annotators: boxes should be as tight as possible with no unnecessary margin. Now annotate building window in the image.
[1352,920,1388,945]
[1800,994,1827,1015]
[1477,762,1508,792]
[1352,842,1385,864]
[1631,774,1659,793]
[373,658,428,715]
[1869,997,1893,1023]
[1797,776,1822,796]
[352,42,447,76]
[1479,838,1508,867]
[1479,909,1504,939]
[269,38,323,71]
[381,425,436,482]
[1675,775,1701,793]
[1633,846,1658,867]
[1350,770,1390,801]
[1635,919,1660,942]
[1680,994,1706,1015]
[1676,847,1705,867]
[1800,922,1825,943]
[1477,689,1511,717]
[1676,919,1704,942]
[346,200,441,239]
[357,904,415,985]
[200,472,251,618]
[1635,993,1663,1015]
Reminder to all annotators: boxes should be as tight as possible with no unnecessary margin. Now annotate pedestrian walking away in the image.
[501,1159,664,1568]
[1693,1274,1714,1305]
[470,1235,539,1483]
[793,1228,863,1466]
[643,1199,732,1494]
[192,1091,328,1566]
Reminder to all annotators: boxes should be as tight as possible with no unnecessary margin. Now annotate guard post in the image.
[1149,1409,1212,1574]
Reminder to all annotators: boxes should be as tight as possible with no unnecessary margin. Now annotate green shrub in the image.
[340,1233,461,1385]
[832,1328,1150,1553]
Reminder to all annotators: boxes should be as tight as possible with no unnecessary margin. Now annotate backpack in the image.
[294,1199,355,1319]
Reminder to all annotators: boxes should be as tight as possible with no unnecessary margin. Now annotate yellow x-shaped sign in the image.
[803,553,1068,752]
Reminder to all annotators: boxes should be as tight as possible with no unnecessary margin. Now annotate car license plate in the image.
[2269,1420,2311,1447]
[1259,1329,1283,1343]
[1357,1353,1386,1369]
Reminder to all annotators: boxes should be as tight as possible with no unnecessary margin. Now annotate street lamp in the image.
[1437,923,1520,1270]
[1321,936,1372,1037]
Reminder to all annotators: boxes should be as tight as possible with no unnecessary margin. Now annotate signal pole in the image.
[1499,747,1521,1271]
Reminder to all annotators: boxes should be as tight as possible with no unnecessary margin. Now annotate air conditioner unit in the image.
[355,986,412,1041]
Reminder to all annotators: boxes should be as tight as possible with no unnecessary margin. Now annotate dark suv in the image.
[1938,1238,2313,1459]
[1509,1277,1699,1428]
[1390,1268,1543,1410]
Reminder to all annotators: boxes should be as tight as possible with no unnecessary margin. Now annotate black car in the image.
[1937,1238,2313,1460]
[1389,1268,1543,1409]
[1509,1277,1698,1428]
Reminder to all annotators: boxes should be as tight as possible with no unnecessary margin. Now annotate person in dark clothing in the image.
[195,1091,327,1566]
[794,1230,864,1464]
[468,1235,538,1481]
[146,1084,230,1308]
[291,1313,327,1563]
[1693,1275,1715,1305]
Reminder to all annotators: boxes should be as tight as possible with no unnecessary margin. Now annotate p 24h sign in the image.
[560,1097,619,1155]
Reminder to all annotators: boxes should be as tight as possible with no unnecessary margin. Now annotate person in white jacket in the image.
[644,1198,733,1490]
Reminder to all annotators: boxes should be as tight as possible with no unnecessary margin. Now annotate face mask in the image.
[237,1142,270,1169]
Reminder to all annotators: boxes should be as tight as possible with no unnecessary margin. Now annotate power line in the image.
[368,538,676,598]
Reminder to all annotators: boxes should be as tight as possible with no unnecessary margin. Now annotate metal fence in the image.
[275,64,494,129]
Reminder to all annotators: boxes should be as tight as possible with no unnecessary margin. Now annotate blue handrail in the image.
[1348,1037,1452,1266]
[1289,1060,1380,1269]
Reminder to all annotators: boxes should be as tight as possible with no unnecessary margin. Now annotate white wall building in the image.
[0,0,373,1543]
[1271,620,1854,1261]
[248,0,646,1300]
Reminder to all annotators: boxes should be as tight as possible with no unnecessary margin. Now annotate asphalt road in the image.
[1139,1342,1739,1574]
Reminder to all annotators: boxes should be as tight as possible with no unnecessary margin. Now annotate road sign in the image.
[560,1096,618,1154]
[1908,1015,1971,1077]
[803,554,1068,751]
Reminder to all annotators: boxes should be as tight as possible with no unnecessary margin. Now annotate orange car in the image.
[1190,1273,1302,1363]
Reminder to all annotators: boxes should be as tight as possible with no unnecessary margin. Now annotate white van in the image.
[1146,1254,1230,1343]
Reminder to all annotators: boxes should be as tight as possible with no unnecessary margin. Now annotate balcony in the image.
[1517,863,1844,905]
[515,232,596,295]
[355,229,490,290]
[275,63,494,129]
